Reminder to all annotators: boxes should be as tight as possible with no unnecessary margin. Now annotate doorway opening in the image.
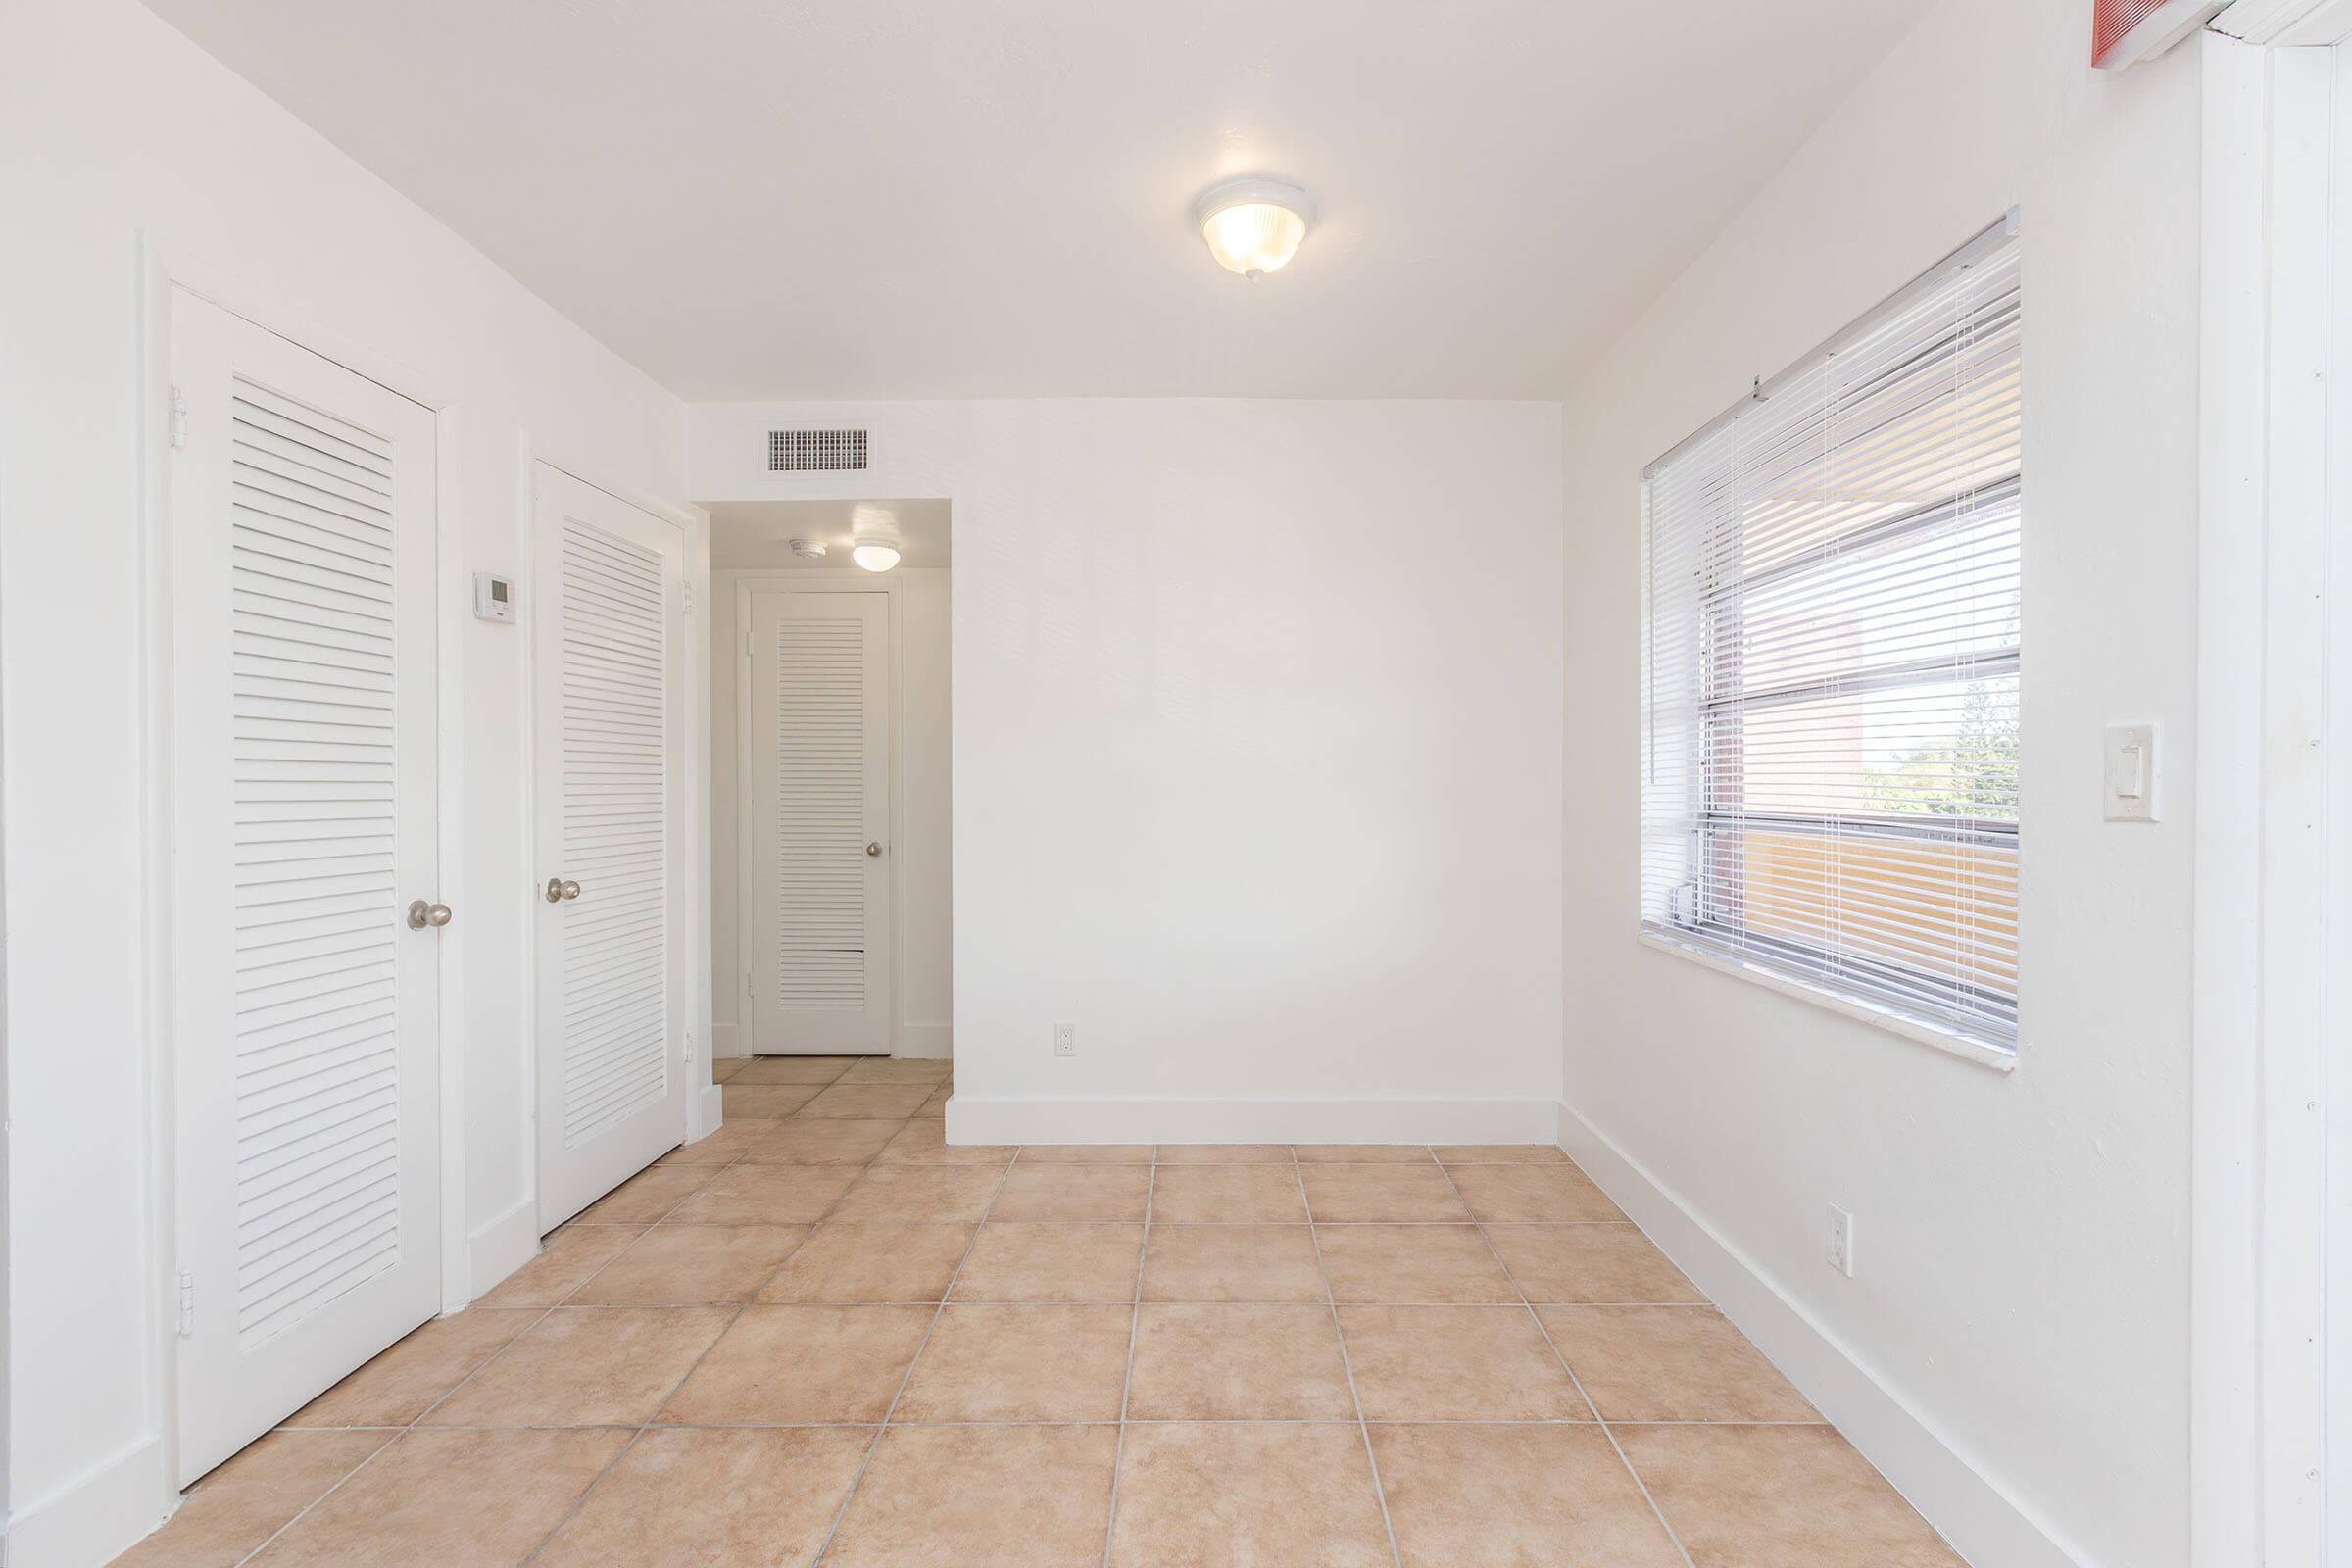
[707,499,953,1074]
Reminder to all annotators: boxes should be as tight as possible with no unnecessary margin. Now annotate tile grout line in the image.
[196,1059,902,1567]
[808,1126,1016,1566]
[562,1221,1643,1230]
[1099,1156,1157,1567]
[1295,1150,1407,1568]
[219,1149,721,1568]
[225,1207,665,1566]
[1428,1154,1699,1568]
[468,1296,1712,1309]
[518,1086,882,1564]
[207,1429,401,1568]
[251,1414,1833,1432]
[251,1414,1838,1431]
[197,1105,1726,1568]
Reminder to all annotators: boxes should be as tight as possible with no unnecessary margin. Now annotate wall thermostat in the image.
[472,572,517,624]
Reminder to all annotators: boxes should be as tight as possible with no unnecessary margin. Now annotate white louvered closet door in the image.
[168,291,443,1485]
[532,465,689,1231]
[747,589,894,1054]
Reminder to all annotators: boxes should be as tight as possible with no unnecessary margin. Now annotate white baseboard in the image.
[466,1194,542,1308]
[711,1021,743,1058]
[1556,1101,2091,1568]
[946,1096,1555,1146]
[896,1021,952,1060]
[697,1082,725,1134]
[9,1433,172,1568]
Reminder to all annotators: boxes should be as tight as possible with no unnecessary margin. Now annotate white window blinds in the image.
[1641,214,2022,1051]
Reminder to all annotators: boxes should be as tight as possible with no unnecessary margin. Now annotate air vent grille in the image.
[767,429,869,473]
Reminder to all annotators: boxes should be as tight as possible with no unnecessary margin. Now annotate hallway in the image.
[116,1056,1958,1566]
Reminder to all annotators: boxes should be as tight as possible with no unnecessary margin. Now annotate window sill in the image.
[1635,930,2019,1074]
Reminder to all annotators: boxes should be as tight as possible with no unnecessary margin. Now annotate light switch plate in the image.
[2103,722,2159,822]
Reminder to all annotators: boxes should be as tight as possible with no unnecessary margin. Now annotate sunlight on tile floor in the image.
[115,1054,1964,1566]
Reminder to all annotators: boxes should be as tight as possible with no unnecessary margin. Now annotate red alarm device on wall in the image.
[2092,0,2218,68]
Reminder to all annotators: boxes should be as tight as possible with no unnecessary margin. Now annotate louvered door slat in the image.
[774,621,865,1009]
[224,375,405,1351]
[558,520,669,1147]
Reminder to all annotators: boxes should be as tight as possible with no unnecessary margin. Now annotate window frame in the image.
[1639,214,2024,1067]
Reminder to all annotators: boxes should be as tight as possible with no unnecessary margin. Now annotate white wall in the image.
[1554,3,2202,1566]
[711,566,954,1058]
[693,400,1566,1141]
[0,0,694,1558]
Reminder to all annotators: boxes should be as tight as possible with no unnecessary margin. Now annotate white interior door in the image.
[746,588,894,1054]
[533,465,689,1230]
[169,290,443,1484]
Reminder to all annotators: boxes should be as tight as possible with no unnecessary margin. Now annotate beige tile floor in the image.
[116,1054,1965,1567]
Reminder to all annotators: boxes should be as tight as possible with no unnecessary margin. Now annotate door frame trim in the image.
[2191,33,2345,1564]
[727,571,908,1057]
[516,445,716,1200]
[136,236,468,1499]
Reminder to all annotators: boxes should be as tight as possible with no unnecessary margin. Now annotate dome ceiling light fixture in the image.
[849,504,903,572]
[1194,176,1316,280]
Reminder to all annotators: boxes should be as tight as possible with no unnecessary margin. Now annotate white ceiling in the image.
[143,0,1934,401]
[710,498,951,570]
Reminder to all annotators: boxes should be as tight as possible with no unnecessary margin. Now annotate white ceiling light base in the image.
[1194,176,1316,279]
[849,501,904,571]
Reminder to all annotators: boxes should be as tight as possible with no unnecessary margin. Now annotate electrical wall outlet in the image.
[1054,1021,1077,1057]
[1828,1205,1855,1278]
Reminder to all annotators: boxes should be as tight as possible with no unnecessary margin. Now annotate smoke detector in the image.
[788,538,828,561]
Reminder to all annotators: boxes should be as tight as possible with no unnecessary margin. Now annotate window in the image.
[1640,215,2022,1053]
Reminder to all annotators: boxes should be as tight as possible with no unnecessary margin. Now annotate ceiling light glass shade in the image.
[851,540,902,572]
[1195,177,1316,278]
